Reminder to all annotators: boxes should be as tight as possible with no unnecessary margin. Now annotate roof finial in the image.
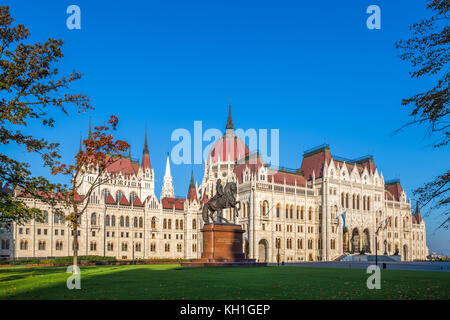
[226,98,234,130]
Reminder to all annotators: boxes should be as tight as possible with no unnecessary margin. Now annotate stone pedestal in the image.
[201,224,245,261]
[181,224,266,267]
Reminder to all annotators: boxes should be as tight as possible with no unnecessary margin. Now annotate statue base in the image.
[181,224,266,267]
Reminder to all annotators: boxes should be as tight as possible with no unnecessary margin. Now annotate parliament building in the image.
[0,107,428,262]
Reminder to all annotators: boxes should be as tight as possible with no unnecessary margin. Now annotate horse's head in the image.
[224,181,237,195]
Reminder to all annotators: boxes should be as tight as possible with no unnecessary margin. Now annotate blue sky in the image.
[4,0,449,254]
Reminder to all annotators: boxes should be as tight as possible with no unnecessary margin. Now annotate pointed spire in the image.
[164,152,171,177]
[143,128,149,154]
[189,168,195,188]
[141,128,151,170]
[88,117,93,140]
[187,168,198,203]
[226,99,234,130]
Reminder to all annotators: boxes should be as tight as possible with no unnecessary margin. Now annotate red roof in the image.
[105,156,140,176]
[105,193,116,204]
[209,134,249,163]
[133,196,144,207]
[300,146,332,180]
[268,170,306,187]
[141,153,151,171]
[385,190,393,201]
[385,181,403,201]
[234,156,264,183]
[162,197,185,210]
[119,195,130,205]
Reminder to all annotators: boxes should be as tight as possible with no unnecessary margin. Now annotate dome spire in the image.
[226,98,234,130]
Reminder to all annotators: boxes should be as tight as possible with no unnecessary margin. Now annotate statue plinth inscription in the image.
[201,224,245,262]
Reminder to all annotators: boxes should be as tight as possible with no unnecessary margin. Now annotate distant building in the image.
[0,106,428,262]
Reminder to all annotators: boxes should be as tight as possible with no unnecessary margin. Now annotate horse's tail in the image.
[202,203,209,224]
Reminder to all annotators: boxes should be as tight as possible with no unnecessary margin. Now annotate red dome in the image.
[209,134,249,163]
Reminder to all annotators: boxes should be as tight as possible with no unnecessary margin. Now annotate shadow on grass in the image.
[1,265,449,300]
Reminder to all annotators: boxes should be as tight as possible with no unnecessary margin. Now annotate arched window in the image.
[102,189,110,201]
[180,220,183,230]
[91,213,97,226]
[168,219,172,229]
[134,217,138,228]
[115,190,124,203]
[175,219,179,230]
[276,204,280,218]
[290,205,293,219]
[341,193,345,207]
[139,217,143,228]
[151,217,156,229]
[192,219,197,230]
[125,216,129,227]
[130,192,137,204]
[163,219,167,229]
[301,207,304,220]
[43,211,48,223]
[367,197,371,211]
[120,216,124,227]
[352,194,356,209]
[262,201,268,216]
[285,205,289,218]
[111,215,116,227]
[345,193,349,208]
[105,215,110,226]
[363,196,366,211]
[308,207,312,221]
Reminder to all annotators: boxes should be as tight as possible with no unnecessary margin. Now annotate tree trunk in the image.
[73,223,78,270]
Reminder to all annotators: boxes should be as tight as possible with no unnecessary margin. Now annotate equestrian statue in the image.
[202,179,240,224]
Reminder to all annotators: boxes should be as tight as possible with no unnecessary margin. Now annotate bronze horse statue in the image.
[202,181,240,224]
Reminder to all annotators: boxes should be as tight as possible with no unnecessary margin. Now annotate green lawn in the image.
[0,264,449,300]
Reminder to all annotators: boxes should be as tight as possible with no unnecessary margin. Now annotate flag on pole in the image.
[384,217,391,230]
[340,212,346,229]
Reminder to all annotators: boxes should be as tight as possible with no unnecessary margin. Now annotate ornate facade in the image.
[0,107,428,262]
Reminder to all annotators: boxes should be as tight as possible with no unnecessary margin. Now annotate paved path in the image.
[267,261,450,272]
